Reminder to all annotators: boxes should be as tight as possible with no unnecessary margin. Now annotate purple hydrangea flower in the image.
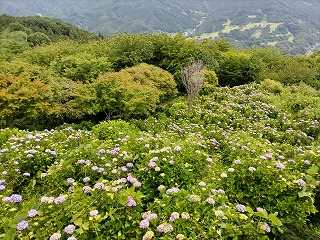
[205,197,215,205]
[16,220,28,231]
[236,204,246,213]
[297,179,306,187]
[54,196,66,204]
[139,219,150,229]
[126,196,136,207]
[82,186,92,193]
[126,162,134,168]
[10,194,22,203]
[148,161,156,168]
[28,209,38,218]
[82,177,90,183]
[169,212,180,222]
[0,185,5,191]
[89,210,99,217]
[174,146,182,152]
[261,222,271,233]
[64,224,76,234]
[67,237,77,240]
[94,182,105,190]
[165,187,180,194]
[275,162,285,169]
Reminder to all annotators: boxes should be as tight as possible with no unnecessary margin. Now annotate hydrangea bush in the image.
[0,83,319,239]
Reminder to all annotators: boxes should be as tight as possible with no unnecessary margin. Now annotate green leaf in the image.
[220,223,227,228]
[32,180,37,188]
[298,190,312,197]
[74,218,83,226]
[268,214,282,226]
[255,210,268,219]
[82,222,89,230]
[306,165,319,176]
[246,206,254,214]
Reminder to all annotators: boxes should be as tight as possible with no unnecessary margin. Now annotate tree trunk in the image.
[5,116,15,129]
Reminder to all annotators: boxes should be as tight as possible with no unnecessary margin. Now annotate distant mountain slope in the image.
[0,15,96,41]
[0,0,319,54]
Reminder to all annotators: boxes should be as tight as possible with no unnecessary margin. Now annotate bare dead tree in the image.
[181,60,205,112]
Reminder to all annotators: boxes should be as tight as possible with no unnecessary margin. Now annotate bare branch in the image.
[181,60,205,112]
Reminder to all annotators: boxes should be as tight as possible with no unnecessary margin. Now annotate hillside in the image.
[1,82,320,239]
[0,0,319,54]
[0,15,96,42]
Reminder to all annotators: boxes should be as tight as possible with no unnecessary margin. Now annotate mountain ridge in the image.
[1,0,319,54]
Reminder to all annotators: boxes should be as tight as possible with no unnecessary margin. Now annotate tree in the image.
[52,53,111,82]
[121,63,178,102]
[27,32,51,46]
[0,72,53,128]
[181,60,205,112]
[93,71,161,119]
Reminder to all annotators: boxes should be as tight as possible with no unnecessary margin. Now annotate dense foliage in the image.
[0,82,320,239]
[0,28,319,129]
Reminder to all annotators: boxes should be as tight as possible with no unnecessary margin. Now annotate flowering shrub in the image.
[0,83,319,239]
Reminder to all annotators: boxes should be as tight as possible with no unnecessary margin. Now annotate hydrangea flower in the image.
[215,210,225,217]
[126,162,134,168]
[126,196,136,207]
[169,212,180,222]
[157,223,173,233]
[49,232,61,240]
[67,237,77,240]
[83,177,90,183]
[139,219,150,229]
[64,224,76,234]
[220,173,228,178]
[174,146,182,152]
[82,186,92,193]
[28,209,38,218]
[89,210,99,217]
[205,197,215,205]
[181,212,190,220]
[176,234,185,239]
[199,181,206,187]
[275,162,285,169]
[10,194,22,203]
[16,220,28,231]
[248,167,256,173]
[148,161,156,168]
[297,179,306,187]
[189,195,201,202]
[236,204,246,213]
[142,231,154,240]
[261,222,271,233]
[166,187,180,194]
[54,196,66,204]
[0,185,5,191]
[94,182,105,190]
[133,181,142,188]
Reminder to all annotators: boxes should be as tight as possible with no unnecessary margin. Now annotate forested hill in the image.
[0,0,319,55]
[0,15,96,43]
